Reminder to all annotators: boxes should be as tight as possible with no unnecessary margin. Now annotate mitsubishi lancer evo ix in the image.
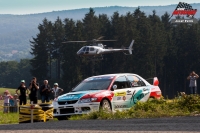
[53,73,161,120]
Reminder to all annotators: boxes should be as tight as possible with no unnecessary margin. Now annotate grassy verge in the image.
[0,112,19,124]
[1,94,200,124]
[70,94,200,120]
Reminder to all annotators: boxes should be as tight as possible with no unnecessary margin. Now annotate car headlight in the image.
[79,98,98,103]
[91,97,97,102]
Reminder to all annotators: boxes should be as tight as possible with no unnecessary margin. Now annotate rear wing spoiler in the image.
[145,77,159,86]
[153,77,159,86]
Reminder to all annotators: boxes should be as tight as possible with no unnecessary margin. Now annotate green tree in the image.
[52,17,65,79]
[30,18,53,81]
[61,18,77,89]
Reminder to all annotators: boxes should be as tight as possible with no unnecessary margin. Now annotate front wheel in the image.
[56,116,70,121]
[100,99,111,112]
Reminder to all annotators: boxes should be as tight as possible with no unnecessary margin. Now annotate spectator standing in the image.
[9,97,14,112]
[2,90,12,113]
[28,77,39,104]
[52,83,63,99]
[40,80,51,103]
[9,94,19,113]
[187,71,199,94]
[16,80,28,105]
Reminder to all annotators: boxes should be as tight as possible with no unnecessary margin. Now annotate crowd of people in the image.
[0,77,63,113]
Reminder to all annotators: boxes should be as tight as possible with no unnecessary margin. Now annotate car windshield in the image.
[72,78,112,92]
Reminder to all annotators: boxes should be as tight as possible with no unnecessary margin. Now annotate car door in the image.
[111,76,133,111]
[126,75,150,108]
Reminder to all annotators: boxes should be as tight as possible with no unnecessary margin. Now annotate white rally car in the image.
[53,73,161,120]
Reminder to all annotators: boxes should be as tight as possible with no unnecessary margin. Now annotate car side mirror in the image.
[112,85,117,90]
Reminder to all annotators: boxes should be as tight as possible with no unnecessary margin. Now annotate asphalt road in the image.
[0,116,200,133]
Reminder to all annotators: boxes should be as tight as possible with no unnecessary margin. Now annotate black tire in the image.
[38,103,53,111]
[100,99,111,111]
[56,116,70,121]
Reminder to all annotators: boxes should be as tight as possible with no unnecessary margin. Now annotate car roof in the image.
[89,73,139,78]
[84,73,151,85]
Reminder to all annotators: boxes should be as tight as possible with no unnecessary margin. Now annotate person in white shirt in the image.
[51,83,63,99]
[187,71,199,94]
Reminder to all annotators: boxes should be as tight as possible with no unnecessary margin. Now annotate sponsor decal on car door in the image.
[112,89,128,110]
[111,76,132,111]
[111,75,152,110]
[126,75,150,108]
[127,87,150,108]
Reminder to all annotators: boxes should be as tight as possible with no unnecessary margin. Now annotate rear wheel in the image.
[100,99,111,112]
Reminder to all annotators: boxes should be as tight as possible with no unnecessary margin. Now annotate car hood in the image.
[57,90,102,101]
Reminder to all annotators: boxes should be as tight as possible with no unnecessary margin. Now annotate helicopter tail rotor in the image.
[122,40,134,55]
[128,40,134,55]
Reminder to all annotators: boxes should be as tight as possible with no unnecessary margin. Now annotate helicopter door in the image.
[85,47,89,54]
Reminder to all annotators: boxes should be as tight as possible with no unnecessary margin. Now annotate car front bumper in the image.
[53,101,100,117]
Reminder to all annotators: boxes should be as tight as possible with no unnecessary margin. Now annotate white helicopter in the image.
[62,36,134,60]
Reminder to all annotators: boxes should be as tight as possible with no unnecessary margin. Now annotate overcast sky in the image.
[0,0,199,15]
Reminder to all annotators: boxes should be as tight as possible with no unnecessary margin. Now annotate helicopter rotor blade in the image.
[62,41,88,43]
[62,37,117,44]
[97,36,104,40]
[96,40,117,42]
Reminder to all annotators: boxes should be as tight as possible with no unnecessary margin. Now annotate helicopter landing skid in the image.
[123,51,132,55]
[79,55,103,61]
[82,55,103,61]
[89,55,103,61]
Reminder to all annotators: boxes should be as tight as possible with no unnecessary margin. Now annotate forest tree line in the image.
[1,8,200,98]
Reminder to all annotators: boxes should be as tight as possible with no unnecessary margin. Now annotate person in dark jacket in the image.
[40,80,51,103]
[28,77,39,104]
[16,80,28,105]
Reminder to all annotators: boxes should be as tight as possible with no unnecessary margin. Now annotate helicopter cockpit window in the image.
[90,47,95,51]
[80,46,86,52]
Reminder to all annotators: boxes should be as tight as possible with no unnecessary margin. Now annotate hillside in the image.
[0,3,200,61]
